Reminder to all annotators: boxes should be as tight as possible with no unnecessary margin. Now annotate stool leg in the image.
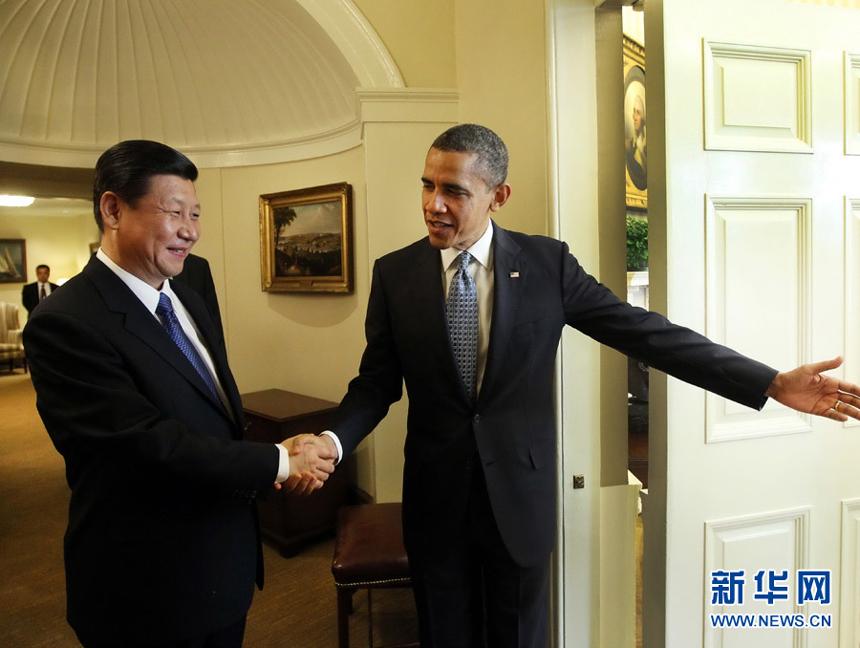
[337,587,354,648]
[367,589,373,648]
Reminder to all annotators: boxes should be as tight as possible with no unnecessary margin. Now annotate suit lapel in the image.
[410,240,472,403]
[171,280,244,428]
[84,258,236,425]
[479,223,525,403]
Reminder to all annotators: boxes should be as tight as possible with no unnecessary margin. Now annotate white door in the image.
[645,0,860,647]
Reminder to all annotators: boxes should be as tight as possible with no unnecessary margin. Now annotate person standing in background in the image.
[22,264,59,315]
[174,252,225,341]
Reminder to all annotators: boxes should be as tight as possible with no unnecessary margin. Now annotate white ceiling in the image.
[0,0,389,166]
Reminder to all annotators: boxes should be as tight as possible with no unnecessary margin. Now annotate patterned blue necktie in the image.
[447,251,478,399]
[156,293,220,401]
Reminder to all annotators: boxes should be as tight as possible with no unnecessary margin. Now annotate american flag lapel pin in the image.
[509,271,520,278]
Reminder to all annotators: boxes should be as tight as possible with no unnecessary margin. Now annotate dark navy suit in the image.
[24,256,277,646]
[22,280,59,314]
[331,223,777,645]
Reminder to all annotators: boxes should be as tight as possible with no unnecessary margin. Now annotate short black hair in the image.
[430,124,509,188]
[93,140,198,232]
[36,264,49,272]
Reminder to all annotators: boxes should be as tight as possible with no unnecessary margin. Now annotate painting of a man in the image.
[626,92,646,191]
[623,36,647,209]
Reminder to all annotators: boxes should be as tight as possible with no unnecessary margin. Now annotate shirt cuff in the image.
[275,443,290,483]
[320,431,343,465]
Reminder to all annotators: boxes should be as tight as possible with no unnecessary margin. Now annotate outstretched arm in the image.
[765,356,860,422]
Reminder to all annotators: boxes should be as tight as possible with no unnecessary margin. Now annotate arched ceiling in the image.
[0,0,402,167]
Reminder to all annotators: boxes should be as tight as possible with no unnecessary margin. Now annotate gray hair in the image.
[431,124,508,188]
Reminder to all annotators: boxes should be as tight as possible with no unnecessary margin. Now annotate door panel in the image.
[648,1,860,646]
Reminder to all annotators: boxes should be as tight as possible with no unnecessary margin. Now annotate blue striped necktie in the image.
[156,292,220,401]
[446,251,478,400]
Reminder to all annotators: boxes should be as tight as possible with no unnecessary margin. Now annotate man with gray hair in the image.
[317,123,860,647]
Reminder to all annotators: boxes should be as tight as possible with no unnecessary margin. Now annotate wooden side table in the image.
[242,388,350,556]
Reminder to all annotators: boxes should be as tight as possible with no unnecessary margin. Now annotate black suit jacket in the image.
[173,253,224,341]
[22,281,59,314]
[23,256,278,646]
[332,224,777,567]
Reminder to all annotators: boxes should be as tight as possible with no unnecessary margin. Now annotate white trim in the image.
[357,88,459,125]
[295,0,404,88]
[547,1,605,646]
[0,89,460,168]
[0,120,364,169]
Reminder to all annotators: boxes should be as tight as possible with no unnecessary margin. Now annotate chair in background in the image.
[0,302,26,373]
[331,502,415,648]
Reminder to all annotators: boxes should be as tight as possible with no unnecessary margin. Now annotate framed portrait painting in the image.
[0,239,26,283]
[624,35,647,210]
[259,182,354,294]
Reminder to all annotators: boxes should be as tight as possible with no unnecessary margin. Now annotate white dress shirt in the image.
[37,282,53,298]
[96,248,290,482]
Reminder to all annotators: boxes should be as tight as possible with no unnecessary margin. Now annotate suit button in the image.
[473,414,481,424]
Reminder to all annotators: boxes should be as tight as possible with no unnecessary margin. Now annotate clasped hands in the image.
[276,433,338,495]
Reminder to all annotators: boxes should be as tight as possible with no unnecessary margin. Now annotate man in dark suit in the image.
[173,253,224,340]
[316,124,860,647]
[22,264,59,314]
[23,140,334,648]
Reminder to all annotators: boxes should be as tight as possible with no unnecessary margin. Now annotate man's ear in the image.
[489,183,512,212]
[99,192,122,230]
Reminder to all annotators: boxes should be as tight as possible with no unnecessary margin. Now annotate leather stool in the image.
[332,502,415,648]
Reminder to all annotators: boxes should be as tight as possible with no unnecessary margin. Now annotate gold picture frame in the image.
[259,182,353,293]
[624,35,647,210]
[0,239,27,283]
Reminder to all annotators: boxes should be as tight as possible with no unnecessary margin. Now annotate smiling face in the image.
[99,174,201,288]
[421,148,511,250]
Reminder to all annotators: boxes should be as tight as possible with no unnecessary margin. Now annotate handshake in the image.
[277,434,338,495]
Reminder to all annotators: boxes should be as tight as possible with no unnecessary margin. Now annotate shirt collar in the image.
[440,219,494,271]
[96,248,176,316]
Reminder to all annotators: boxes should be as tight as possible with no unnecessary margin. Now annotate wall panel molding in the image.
[704,507,811,648]
[841,498,860,648]
[844,198,860,429]
[844,53,860,155]
[703,41,812,153]
[705,196,813,443]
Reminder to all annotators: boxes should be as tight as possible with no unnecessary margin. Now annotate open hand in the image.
[765,356,860,422]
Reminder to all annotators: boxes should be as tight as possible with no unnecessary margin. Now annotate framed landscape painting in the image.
[259,183,353,294]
